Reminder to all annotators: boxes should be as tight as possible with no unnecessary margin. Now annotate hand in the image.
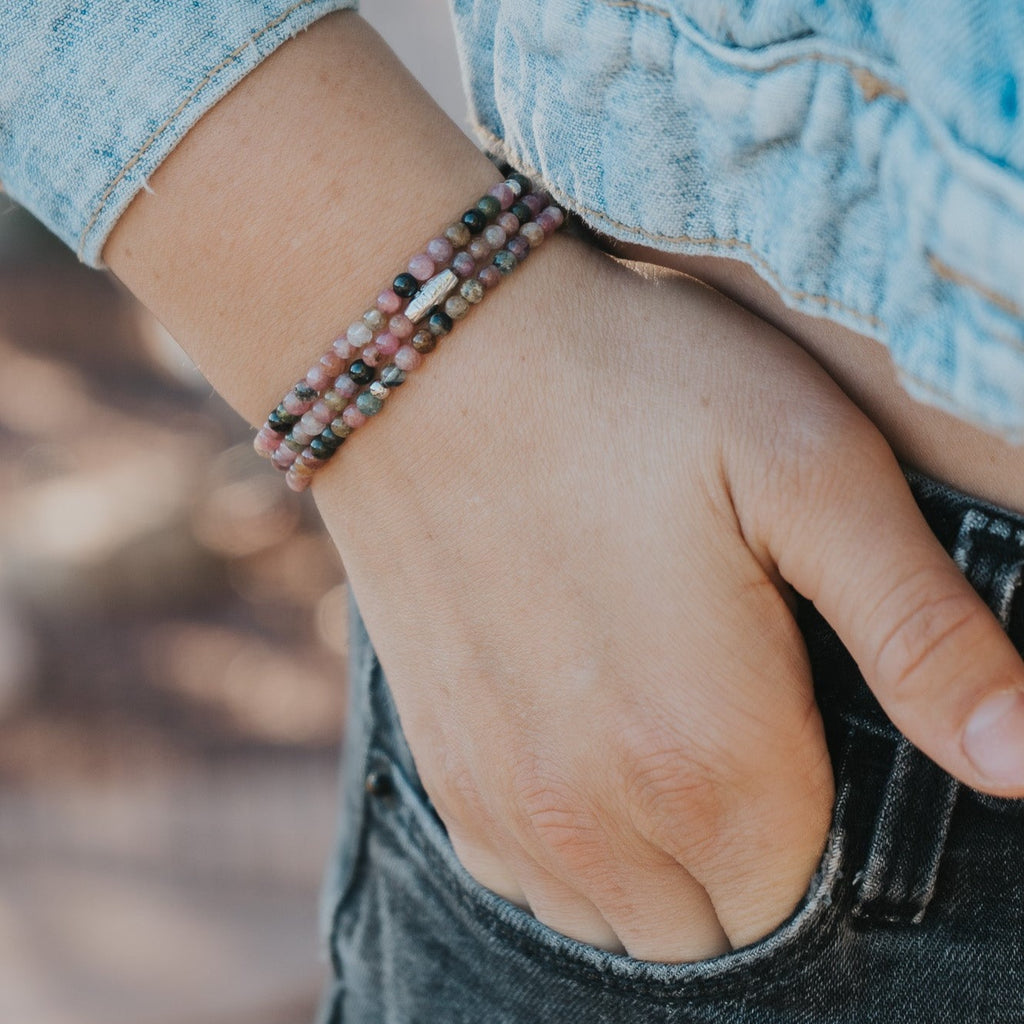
[315,235,1024,961]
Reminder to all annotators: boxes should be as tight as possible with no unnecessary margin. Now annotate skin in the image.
[105,13,1024,962]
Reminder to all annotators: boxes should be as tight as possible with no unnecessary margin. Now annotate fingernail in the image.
[964,689,1024,786]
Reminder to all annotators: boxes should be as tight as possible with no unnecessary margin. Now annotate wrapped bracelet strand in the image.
[253,174,564,492]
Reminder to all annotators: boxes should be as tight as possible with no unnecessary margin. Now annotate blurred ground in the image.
[0,4,465,1022]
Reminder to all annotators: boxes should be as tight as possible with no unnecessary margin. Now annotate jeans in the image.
[317,471,1024,1023]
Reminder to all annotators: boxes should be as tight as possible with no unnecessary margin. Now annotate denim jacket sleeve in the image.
[0,0,358,267]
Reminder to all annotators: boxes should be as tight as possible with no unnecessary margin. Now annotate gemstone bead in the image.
[461,209,486,235]
[393,273,419,298]
[368,381,389,400]
[380,364,407,388]
[375,331,400,357]
[476,195,501,220]
[497,212,520,235]
[444,295,469,320]
[333,375,360,399]
[508,172,531,195]
[286,465,314,492]
[283,434,307,454]
[347,321,373,346]
[320,351,345,376]
[282,391,314,416]
[299,411,328,436]
[426,236,454,264]
[411,329,436,354]
[511,201,533,223]
[427,310,453,336]
[322,389,347,412]
[444,221,471,248]
[309,438,334,460]
[522,193,545,216]
[330,418,354,438]
[305,364,334,391]
[488,182,516,210]
[320,426,347,448]
[460,279,485,304]
[331,337,356,362]
[294,382,317,401]
[484,224,507,249]
[254,426,282,456]
[361,345,381,367]
[536,206,565,234]
[348,360,375,385]
[408,253,436,282]
[363,308,388,332]
[356,391,384,416]
[451,252,476,278]
[311,399,336,422]
[520,221,544,248]
[388,314,414,340]
[268,409,297,433]
[478,265,502,290]
[493,250,518,275]
[468,238,492,263]
[507,235,530,261]
[288,427,315,446]
[394,345,424,372]
[376,289,402,314]
[505,176,524,198]
[342,404,368,429]
[272,446,299,470]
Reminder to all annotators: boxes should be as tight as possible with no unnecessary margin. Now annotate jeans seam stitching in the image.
[77,0,327,260]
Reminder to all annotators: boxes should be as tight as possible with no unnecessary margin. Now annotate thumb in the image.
[757,431,1024,798]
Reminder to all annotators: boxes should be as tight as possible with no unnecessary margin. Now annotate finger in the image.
[514,866,624,953]
[757,418,1024,796]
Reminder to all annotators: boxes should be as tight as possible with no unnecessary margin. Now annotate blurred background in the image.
[0,4,466,1022]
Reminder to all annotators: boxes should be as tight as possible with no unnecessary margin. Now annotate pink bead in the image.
[375,331,400,357]
[488,182,516,210]
[497,212,520,235]
[508,235,531,260]
[522,192,545,216]
[285,468,313,492]
[388,314,414,340]
[426,236,454,264]
[468,238,492,262]
[332,337,356,362]
[319,351,344,376]
[361,344,381,367]
[452,252,476,278]
[347,321,373,347]
[376,289,402,314]
[272,446,299,470]
[300,411,328,435]
[282,391,314,416]
[536,206,564,234]
[289,427,315,446]
[305,364,333,391]
[478,265,502,290]
[254,426,282,457]
[408,253,436,282]
[311,400,335,422]
[342,404,368,429]
[484,225,507,249]
[394,345,423,372]
[334,375,360,399]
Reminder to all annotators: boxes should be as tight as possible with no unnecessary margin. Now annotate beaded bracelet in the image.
[254,174,564,491]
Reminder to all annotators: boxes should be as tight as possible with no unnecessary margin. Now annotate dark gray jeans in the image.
[317,472,1024,1022]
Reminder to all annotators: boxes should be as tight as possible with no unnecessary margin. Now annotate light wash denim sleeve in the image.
[0,0,358,267]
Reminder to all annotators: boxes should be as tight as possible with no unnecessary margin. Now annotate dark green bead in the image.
[508,172,532,194]
[511,201,532,223]
[268,409,296,432]
[475,195,501,220]
[427,310,453,336]
[356,391,384,416]
[461,209,486,235]
[309,438,334,460]
[347,360,374,385]
[318,428,345,451]
[411,329,436,354]
[393,273,419,298]
[493,250,518,275]
[283,434,306,454]
[293,382,317,400]
[380,364,407,388]
[274,404,300,424]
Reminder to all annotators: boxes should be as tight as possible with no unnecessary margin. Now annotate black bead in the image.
[293,382,317,400]
[318,427,345,450]
[461,208,486,235]
[268,409,296,432]
[476,195,501,220]
[508,172,532,194]
[427,310,453,336]
[393,273,419,298]
[365,770,393,797]
[511,201,533,223]
[309,438,333,460]
[347,360,375,385]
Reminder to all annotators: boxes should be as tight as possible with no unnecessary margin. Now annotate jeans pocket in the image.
[331,733,857,1022]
